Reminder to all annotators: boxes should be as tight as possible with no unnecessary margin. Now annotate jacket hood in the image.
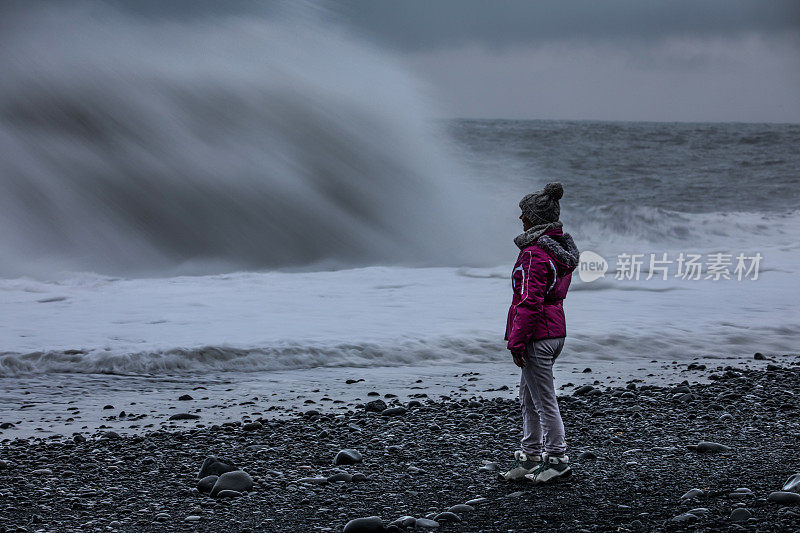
[536,232,579,272]
[513,221,562,250]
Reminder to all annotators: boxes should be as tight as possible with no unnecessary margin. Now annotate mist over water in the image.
[0,4,500,278]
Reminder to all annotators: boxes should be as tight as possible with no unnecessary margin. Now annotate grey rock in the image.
[768,491,800,505]
[671,513,698,523]
[783,473,800,492]
[380,407,407,417]
[184,516,201,523]
[681,488,705,500]
[169,413,200,420]
[351,472,368,482]
[414,518,439,529]
[216,489,242,498]
[197,475,218,494]
[210,470,253,497]
[365,400,388,413]
[178,394,193,401]
[335,449,363,465]
[573,385,594,396]
[343,516,384,533]
[242,421,262,431]
[577,451,597,461]
[447,504,474,514]
[298,477,328,485]
[478,462,499,472]
[390,516,416,528]
[693,441,731,453]
[672,392,694,402]
[464,497,488,506]
[198,457,238,479]
[433,512,460,523]
[327,472,353,482]
[730,508,751,522]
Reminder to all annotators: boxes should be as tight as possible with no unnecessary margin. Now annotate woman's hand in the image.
[512,351,526,368]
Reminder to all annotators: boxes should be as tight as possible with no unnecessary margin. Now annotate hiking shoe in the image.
[525,454,571,484]
[497,451,544,481]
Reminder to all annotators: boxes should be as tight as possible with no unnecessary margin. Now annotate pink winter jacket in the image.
[505,227,579,354]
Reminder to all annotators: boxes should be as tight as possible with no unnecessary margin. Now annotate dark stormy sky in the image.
[8,0,800,122]
[334,0,800,123]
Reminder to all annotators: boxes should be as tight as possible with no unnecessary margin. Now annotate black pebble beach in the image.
[1,359,799,532]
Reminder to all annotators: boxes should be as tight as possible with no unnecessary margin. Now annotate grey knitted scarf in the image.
[514,221,563,250]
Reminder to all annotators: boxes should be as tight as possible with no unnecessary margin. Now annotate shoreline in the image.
[1,353,796,440]
[1,355,799,531]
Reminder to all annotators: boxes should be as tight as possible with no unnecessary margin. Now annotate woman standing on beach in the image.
[499,182,579,484]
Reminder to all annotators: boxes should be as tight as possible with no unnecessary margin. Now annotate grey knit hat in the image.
[519,182,563,224]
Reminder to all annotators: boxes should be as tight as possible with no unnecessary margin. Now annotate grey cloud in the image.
[335,0,800,51]
[3,0,796,122]
[6,1,798,50]
[402,37,800,122]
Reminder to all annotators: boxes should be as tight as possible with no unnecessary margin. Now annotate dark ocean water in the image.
[444,119,800,257]
[449,119,800,214]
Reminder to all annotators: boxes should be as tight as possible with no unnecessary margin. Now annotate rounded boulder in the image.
[343,516,384,533]
[210,470,253,497]
[334,449,363,465]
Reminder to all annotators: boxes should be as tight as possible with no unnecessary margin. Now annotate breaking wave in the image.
[0,338,507,377]
[0,3,497,278]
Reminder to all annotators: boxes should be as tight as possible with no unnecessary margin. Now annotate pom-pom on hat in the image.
[519,182,563,224]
